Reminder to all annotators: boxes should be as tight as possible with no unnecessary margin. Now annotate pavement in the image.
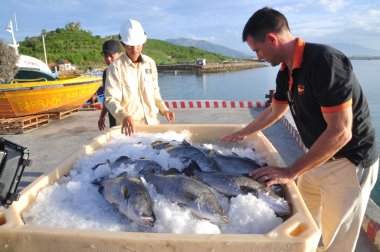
[0,108,378,251]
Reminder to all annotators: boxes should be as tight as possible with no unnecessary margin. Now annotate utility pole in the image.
[41,34,47,65]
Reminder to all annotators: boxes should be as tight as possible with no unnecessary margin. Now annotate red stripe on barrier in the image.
[180,101,186,108]
[367,219,380,242]
[164,100,270,109]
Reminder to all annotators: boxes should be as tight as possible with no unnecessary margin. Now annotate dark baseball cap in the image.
[102,40,121,55]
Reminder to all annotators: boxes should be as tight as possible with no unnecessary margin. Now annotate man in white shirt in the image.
[104,19,175,136]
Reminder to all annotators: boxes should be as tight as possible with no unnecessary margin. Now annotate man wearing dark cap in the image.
[97,39,123,130]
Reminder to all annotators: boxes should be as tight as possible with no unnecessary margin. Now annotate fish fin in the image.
[91,180,101,186]
[180,157,191,163]
[91,160,109,171]
[183,160,202,176]
[163,168,182,175]
[181,139,192,146]
[118,171,129,176]
[97,185,104,194]
[239,186,259,197]
[231,152,240,157]
[115,156,130,162]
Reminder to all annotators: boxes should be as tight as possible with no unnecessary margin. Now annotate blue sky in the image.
[1,0,380,54]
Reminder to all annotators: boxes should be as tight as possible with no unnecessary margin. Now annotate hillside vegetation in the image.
[18,22,232,70]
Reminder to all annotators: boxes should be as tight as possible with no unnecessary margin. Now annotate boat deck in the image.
[0,107,378,251]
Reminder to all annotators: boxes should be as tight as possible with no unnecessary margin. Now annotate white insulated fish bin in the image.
[0,124,320,251]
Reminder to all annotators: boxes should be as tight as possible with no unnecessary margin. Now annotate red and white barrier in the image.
[164,100,269,109]
[280,116,308,153]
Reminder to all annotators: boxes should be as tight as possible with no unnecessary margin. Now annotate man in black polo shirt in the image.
[222,7,378,252]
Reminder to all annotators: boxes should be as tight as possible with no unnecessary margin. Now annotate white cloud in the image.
[349,9,380,33]
[319,0,347,13]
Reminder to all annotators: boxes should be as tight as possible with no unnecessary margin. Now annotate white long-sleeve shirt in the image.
[104,53,168,125]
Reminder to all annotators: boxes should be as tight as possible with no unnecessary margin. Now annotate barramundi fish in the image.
[151,140,181,151]
[184,163,291,217]
[139,167,228,224]
[92,156,162,172]
[206,150,263,176]
[94,173,156,227]
[152,140,218,172]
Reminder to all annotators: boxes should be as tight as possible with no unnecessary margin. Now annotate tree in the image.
[0,39,19,82]
[65,22,81,30]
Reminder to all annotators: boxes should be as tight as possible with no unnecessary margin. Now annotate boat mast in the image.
[5,20,19,55]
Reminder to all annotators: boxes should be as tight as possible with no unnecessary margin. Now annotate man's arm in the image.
[251,106,353,187]
[221,102,289,142]
[288,106,353,178]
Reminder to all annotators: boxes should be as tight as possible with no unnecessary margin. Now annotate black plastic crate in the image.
[0,138,32,208]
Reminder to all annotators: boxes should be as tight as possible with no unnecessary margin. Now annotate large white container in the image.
[0,124,321,251]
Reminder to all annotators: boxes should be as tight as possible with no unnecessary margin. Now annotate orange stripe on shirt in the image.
[273,98,289,104]
[321,99,352,113]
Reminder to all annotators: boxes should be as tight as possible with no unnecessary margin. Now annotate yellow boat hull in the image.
[0,75,102,118]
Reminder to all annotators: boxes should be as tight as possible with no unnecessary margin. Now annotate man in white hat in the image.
[104,19,175,136]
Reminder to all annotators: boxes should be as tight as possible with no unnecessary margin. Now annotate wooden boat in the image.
[0,20,102,118]
[0,74,101,118]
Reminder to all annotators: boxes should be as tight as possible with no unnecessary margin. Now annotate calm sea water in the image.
[158,60,380,206]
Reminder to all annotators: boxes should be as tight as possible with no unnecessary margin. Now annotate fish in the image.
[151,140,180,151]
[92,156,162,172]
[154,140,218,172]
[183,162,291,217]
[206,150,263,176]
[139,167,229,224]
[93,173,156,227]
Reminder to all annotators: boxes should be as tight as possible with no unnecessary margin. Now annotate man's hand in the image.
[121,116,135,136]
[220,131,245,143]
[98,116,106,131]
[249,165,294,188]
[163,110,175,122]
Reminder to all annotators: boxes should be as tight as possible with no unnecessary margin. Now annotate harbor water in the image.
[158,60,380,206]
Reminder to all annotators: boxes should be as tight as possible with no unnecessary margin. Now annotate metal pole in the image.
[42,34,47,65]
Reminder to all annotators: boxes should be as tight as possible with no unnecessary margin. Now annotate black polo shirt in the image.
[273,38,378,168]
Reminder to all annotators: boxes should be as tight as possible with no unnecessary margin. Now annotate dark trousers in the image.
[108,112,117,128]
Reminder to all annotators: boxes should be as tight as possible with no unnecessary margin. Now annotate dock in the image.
[0,105,379,251]
[157,60,266,74]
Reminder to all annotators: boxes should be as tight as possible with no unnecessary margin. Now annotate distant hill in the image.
[166,38,250,59]
[329,43,380,57]
[18,23,233,70]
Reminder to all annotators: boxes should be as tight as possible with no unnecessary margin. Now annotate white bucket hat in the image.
[119,19,147,46]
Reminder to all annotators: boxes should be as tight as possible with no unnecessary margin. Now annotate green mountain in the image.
[18,23,232,70]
